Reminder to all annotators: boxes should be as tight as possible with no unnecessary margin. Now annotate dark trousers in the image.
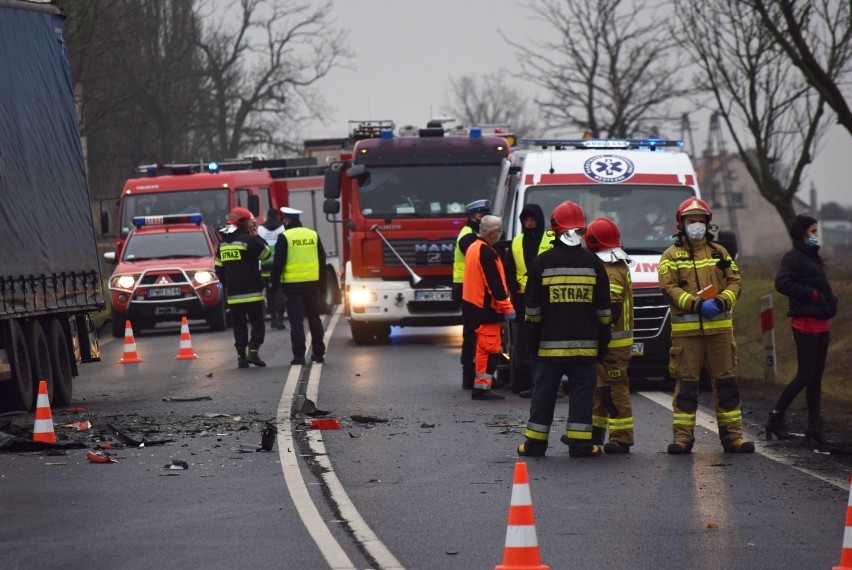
[230,301,265,349]
[774,329,830,419]
[461,320,476,383]
[529,360,595,444]
[286,290,325,360]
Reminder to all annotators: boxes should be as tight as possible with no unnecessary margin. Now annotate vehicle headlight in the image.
[115,275,136,289]
[193,270,213,285]
[349,289,377,306]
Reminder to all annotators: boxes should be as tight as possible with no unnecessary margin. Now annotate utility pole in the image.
[703,112,740,237]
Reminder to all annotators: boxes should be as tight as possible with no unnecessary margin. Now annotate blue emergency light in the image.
[380,129,393,140]
[132,213,203,228]
[469,127,482,138]
[520,138,684,150]
[207,161,220,173]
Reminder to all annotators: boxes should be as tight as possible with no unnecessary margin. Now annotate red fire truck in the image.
[322,121,512,344]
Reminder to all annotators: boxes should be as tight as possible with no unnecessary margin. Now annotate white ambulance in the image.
[493,138,727,391]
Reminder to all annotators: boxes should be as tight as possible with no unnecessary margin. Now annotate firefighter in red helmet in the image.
[215,207,271,368]
[584,217,634,453]
[659,198,754,454]
[517,201,612,458]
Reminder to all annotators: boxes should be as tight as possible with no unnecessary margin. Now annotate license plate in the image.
[414,289,452,301]
[148,287,181,298]
[631,342,644,356]
[154,306,186,316]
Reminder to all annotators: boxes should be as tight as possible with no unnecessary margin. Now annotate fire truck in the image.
[322,121,512,344]
[493,138,737,391]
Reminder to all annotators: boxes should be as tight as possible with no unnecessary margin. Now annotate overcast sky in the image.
[300,0,852,207]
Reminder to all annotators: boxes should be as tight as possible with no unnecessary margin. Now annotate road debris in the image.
[164,459,189,470]
[104,423,174,447]
[162,396,213,402]
[62,421,92,431]
[311,418,341,430]
[86,451,117,464]
[350,415,388,424]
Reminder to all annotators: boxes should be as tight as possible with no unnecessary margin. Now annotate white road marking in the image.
[639,390,848,490]
[280,308,404,569]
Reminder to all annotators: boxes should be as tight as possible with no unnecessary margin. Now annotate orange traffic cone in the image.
[835,475,852,570]
[32,380,56,443]
[495,462,549,570]
[175,316,198,360]
[119,320,142,363]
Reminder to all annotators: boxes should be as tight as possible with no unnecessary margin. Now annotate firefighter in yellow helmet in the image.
[453,199,491,390]
[658,198,754,454]
[584,217,634,453]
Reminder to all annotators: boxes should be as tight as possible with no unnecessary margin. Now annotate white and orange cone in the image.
[32,380,56,443]
[495,461,549,570]
[119,320,142,363]
[835,475,852,570]
[175,316,198,360]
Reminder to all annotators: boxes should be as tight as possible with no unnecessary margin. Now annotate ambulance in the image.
[493,138,727,390]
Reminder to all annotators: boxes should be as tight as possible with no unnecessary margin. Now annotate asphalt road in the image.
[1,310,850,569]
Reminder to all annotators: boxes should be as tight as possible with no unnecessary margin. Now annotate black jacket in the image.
[215,228,270,302]
[775,240,837,319]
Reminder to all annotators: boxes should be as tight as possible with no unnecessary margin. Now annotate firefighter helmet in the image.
[584,217,622,252]
[227,207,255,228]
[676,197,712,228]
[550,200,586,234]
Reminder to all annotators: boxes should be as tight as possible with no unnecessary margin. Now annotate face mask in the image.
[685,222,706,240]
[559,229,584,247]
[806,235,820,246]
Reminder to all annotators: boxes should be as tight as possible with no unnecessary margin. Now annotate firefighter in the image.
[270,207,326,366]
[584,217,634,454]
[517,201,612,458]
[215,207,271,368]
[257,207,286,329]
[504,204,552,398]
[659,198,754,454]
[453,199,492,390]
[462,214,515,401]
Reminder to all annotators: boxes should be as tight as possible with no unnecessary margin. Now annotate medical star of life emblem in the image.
[583,155,635,183]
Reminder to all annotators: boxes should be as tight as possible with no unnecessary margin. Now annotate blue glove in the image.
[700,299,722,318]
[507,311,517,321]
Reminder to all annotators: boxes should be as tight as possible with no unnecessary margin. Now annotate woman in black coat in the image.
[765,215,837,443]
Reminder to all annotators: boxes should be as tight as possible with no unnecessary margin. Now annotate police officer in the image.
[270,207,326,366]
[462,214,515,400]
[659,198,754,454]
[517,201,611,458]
[257,207,286,329]
[503,203,552,398]
[584,217,635,454]
[215,207,271,368]
[453,199,491,390]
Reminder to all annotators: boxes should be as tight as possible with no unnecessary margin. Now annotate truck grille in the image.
[632,288,669,340]
[382,239,455,268]
[139,270,190,285]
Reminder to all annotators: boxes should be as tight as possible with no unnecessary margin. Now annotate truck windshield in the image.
[121,189,231,235]
[525,185,695,251]
[123,231,211,261]
[358,165,502,218]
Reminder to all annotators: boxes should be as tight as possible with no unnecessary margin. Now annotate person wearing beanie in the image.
[766,214,838,445]
[258,208,287,329]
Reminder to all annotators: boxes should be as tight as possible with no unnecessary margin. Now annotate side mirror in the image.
[323,199,340,215]
[103,251,117,264]
[324,163,343,199]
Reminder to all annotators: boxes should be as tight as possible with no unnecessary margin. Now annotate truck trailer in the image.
[0,0,103,411]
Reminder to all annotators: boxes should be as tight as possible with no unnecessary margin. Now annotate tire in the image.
[111,312,127,338]
[1,320,34,411]
[350,321,391,345]
[319,267,340,314]
[26,320,54,403]
[47,318,73,406]
[206,301,227,331]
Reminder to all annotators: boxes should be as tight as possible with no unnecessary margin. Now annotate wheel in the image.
[111,311,127,338]
[1,320,34,411]
[206,300,227,331]
[319,267,340,314]
[26,320,54,403]
[47,318,73,406]
[349,321,391,344]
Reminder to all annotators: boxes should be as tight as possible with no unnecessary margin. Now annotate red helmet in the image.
[227,207,254,228]
[550,200,586,234]
[584,217,622,252]
[676,197,712,228]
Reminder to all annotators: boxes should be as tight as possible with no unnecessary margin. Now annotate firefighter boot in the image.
[723,439,755,453]
[603,442,630,454]
[237,347,249,369]
[517,440,547,457]
[667,441,693,455]
[246,348,266,367]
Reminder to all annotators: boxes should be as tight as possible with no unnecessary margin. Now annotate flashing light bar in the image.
[520,138,684,150]
[132,213,203,228]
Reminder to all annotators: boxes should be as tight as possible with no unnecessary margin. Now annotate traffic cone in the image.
[834,474,852,570]
[32,380,56,443]
[495,461,549,570]
[119,320,142,363]
[175,316,198,360]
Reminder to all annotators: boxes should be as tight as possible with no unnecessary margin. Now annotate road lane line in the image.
[640,390,847,490]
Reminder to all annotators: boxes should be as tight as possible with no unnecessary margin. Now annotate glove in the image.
[507,311,517,321]
[700,298,722,318]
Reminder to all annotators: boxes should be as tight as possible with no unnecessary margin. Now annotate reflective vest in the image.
[511,232,553,293]
[453,226,474,283]
[281,226,320,283]
[257,224,285,276]
[605,260,634,348]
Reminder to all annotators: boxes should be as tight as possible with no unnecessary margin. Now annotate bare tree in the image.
[674,0,832,227]
[746,0,852,136]
[441,72,540,140]
[506,0,694,138]
[195,0,351,158]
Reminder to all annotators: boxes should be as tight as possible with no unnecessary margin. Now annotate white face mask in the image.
[686,222,706,240]
[559,229,584,247]
[806,235,820,246]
